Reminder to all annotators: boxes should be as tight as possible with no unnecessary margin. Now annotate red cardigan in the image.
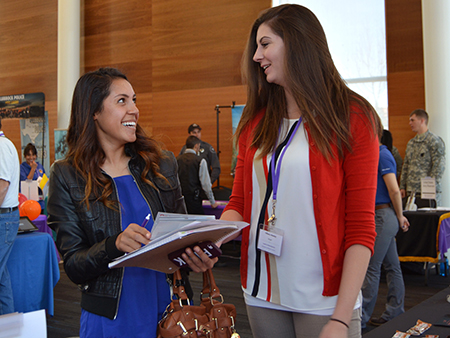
[224,108,378,296]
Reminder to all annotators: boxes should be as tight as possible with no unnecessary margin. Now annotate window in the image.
[272,0,388,127]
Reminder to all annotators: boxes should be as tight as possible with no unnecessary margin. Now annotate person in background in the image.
[47,68,216,338]
[391,146,402,181]
[179,123,221,184]
[20,142,46,210]
[177,136,218,214]
[361,129,410,330]
[400,109,445,207]
[0,118,20,315]
[220,4,381,338]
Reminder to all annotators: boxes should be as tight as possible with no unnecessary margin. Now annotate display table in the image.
[6,232,60,316]
[396,210,449,262]
[32,214,60,262]
[363,286,450,337]
[33,215,53,237]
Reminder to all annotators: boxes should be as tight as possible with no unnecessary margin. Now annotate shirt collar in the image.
[185,149,197,155]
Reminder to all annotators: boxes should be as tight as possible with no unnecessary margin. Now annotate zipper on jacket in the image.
[109,175,124,320]
[129,166,157,222]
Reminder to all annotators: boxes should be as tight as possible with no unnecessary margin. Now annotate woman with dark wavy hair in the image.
[221,4,381,338]
[20,142,46,210]
[47,68,216,338]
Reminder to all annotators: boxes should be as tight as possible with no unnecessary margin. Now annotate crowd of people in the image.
[0,3,447,338]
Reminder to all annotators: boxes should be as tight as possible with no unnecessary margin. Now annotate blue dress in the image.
[80,175,170,338]
[20,161,46,210]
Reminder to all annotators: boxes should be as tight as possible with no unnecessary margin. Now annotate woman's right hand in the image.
[115,223,151,253]
[30,161,38,171]
[399,216,410,232]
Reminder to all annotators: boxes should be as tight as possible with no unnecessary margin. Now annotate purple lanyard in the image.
[0,132,4,137]
[270,118,302,202]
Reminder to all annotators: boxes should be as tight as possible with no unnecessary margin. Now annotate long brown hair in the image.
[65,67,164,209]
[237,4,381,159]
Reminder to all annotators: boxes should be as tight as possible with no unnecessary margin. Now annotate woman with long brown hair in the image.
[221,4,381,338]
[47,68,216,338]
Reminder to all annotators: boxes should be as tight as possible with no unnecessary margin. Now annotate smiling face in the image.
[253,23,287,88]
[25,151,36,166]
[93,78,139,149]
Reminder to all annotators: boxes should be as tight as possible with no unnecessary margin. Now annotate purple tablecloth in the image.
[202,200,227,219]
[202,200,242,241]
[438,212,450,259]
[32,215,60,262]
[33,215,53,236]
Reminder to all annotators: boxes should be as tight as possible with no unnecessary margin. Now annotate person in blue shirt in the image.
[20,143,46,210]
[361,129,410,329]
[47,68,216,338]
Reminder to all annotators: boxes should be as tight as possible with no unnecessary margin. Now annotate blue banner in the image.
[231,105,245,175]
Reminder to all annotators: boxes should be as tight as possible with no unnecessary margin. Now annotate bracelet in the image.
[329,318,349,329]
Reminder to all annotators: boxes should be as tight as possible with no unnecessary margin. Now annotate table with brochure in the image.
[363,286,450,337]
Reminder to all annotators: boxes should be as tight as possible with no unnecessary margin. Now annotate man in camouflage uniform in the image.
[400,109,446,206]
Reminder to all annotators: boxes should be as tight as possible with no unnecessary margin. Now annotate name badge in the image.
[257,227,284,256]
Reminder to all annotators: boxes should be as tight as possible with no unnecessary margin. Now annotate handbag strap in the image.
[201,269,221,300]
[172,269,189,301]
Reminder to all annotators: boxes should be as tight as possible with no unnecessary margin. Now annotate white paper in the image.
[151,212,215,238]
[421,176,436,200]
[20,180,39,201]
[19,310,46,338]
[258,229,283,256]
[0,309,46,338]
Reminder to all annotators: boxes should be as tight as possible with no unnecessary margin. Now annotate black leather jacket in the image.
[47,150,186,319]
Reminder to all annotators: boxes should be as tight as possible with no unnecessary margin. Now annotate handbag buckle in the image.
[177,321,188,335]
[210,294,224,305]
[200,326,212,338]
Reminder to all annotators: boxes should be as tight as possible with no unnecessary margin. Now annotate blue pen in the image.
[141,213,151,229]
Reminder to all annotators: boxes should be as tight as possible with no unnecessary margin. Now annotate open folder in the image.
[108,212,248,273]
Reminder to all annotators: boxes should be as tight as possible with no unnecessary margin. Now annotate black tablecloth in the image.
[363,286,450,337]
[396,211,449,262]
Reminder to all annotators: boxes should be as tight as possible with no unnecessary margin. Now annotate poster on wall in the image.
[0,92,45,119]
[54,129,68,160]
[231,105,245,175]
[19,111,50,175]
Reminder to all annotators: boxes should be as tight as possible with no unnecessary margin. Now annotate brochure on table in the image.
[108,212,248,273]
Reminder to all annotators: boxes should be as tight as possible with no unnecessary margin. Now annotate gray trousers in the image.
[246,304,361,338]
[361,207,405,327]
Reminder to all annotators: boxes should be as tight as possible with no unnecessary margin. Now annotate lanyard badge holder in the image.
[257,118,302,257]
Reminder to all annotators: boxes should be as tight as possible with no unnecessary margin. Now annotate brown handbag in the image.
[157,269,240,338]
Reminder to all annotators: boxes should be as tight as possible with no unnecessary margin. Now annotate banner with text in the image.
[0,92,45,119]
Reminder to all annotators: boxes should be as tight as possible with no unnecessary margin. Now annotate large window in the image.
[272,0,388,127]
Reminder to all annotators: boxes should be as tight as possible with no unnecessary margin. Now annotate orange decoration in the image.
[19,200,41,221]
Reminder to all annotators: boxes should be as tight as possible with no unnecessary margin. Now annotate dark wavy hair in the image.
[65,67,165,209]
[237,4,381,160]
[23,143,37,157]
[381,129,393,153]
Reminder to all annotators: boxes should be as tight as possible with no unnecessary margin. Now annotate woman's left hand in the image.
[318,320,348,338]
[181,246,218,272]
